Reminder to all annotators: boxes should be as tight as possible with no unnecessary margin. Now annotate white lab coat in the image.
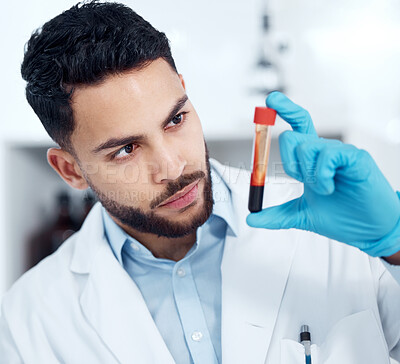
[1,159,400,364]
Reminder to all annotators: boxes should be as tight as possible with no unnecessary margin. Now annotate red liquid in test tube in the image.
[248,107,277,212]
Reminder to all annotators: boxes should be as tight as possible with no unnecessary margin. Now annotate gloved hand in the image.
[246,92,400,257]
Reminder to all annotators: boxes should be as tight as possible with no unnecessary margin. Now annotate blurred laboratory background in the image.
[1,0,400,301]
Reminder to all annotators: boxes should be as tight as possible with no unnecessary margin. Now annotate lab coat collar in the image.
[70,204,175,363]
[69,202,104,274]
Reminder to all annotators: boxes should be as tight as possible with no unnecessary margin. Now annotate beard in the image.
[87,142,214,238]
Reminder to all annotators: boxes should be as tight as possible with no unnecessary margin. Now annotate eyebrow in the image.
[91,94,189,154]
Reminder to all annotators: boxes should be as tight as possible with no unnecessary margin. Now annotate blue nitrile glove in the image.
[246,91,400,257]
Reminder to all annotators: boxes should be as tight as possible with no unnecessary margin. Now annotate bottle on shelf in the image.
[26,191,79,270]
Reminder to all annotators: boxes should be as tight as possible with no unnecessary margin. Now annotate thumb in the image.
[246,197,308,230]
[266,92,318,136]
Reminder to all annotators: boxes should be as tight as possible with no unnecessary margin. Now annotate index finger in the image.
[266,91,318,136]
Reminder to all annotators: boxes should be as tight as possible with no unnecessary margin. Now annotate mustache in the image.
[150,170,206,209]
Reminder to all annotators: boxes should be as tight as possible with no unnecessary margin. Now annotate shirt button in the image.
[176,268,186,277]
[130,242,140,251]
[191,331,203,342]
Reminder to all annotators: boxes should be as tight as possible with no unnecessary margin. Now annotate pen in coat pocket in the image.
[300,325,312,364]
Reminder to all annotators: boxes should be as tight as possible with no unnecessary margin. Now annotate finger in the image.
[279,131,319,181]
[246,197,310,231]
[315,145,372,195]
[295,140,323,186]
[266,91,318,136]
[294,138,342,195]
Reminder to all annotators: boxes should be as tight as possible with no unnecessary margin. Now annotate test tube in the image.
[248,107,277,212]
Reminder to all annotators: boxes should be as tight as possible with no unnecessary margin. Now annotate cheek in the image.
[180,118,206,164]
[88,163,141,186]
[83,162,153,206]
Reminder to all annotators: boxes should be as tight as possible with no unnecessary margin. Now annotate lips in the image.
[158,180,200,207]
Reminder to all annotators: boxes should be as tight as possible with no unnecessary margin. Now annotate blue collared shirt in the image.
[102,167,237,364]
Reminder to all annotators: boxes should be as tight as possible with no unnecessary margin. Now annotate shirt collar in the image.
[209,165,238,237]
[102,163,237,265]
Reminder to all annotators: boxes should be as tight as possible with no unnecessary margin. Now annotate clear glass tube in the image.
[248,124,272,212]
[251,124,271,186]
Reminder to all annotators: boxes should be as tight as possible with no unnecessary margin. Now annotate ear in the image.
[179,74,186,90]
[47,148,89,190]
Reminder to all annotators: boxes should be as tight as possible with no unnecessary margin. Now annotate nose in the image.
[150,143,186,184]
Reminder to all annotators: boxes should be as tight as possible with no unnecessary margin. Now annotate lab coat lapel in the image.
[221,227,298,364]
[72,205,174,364]
[214,160,299,364]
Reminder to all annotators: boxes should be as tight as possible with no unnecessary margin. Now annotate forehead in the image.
[70,59,183,151]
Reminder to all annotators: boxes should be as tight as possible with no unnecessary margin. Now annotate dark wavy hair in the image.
[21,1,177,152]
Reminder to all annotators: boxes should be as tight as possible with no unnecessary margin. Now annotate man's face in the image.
[70,58,213,237]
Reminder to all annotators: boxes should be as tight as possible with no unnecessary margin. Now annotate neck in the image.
[112,217,197,261]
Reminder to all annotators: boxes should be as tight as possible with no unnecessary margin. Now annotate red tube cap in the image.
[254,107,277,125]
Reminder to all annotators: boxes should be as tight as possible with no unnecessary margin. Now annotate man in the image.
[1,2,400,363]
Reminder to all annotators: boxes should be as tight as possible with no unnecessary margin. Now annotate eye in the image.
[113,143,136,160]
[165,112,188,129]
